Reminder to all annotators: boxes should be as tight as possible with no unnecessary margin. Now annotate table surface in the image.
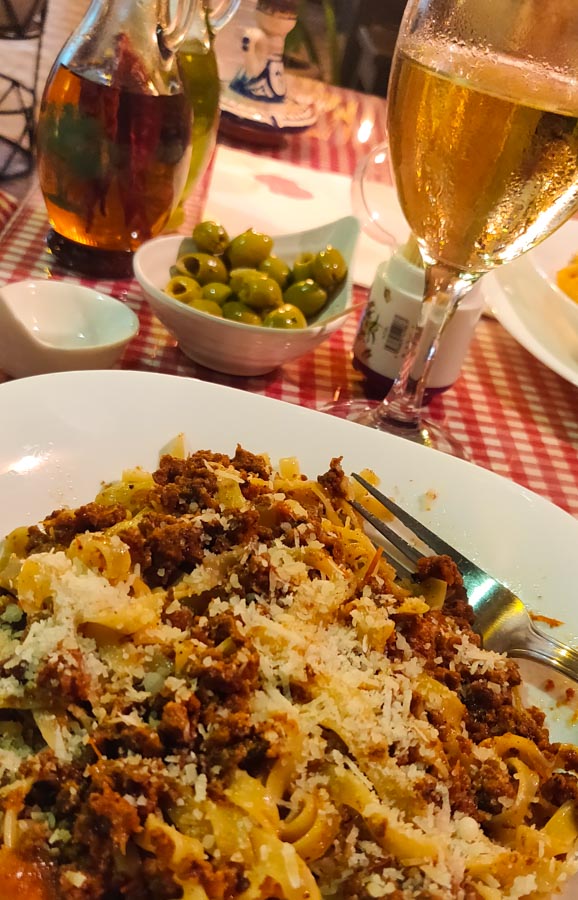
[0,81,577,518]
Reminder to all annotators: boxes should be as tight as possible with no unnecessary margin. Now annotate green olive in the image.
[283,279,328,317]
[262,303,307,329]
[222,300,263,325]
[292,251,315,282]
[192,220,229,255]
[227,229,274,269]
[176,252,229,286]
[311,245,348,290]
[237,275,283,310]
[201,282,233,305]
[258,255,291,288]
[188,298,224,317]
[164,275,202,304]
[228,268,268,294]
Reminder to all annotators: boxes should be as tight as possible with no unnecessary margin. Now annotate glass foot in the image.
[321,398,470,459]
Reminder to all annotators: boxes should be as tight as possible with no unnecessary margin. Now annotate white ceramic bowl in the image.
[133,217,360,376]
[0,280,139,378]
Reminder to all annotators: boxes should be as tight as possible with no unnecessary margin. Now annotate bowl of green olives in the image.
[133,216,360,376]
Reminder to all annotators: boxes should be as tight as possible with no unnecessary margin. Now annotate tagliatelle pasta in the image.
[0,445,576,899]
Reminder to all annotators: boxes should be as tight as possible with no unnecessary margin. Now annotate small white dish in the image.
[0,280,139,379]
[133,216,360,377]
[482,221,578,388]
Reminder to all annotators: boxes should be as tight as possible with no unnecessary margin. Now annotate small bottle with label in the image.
[353,235,484,404]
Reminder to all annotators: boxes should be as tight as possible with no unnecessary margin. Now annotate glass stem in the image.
[373,261,480,429]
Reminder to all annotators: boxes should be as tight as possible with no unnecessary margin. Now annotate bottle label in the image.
[383,312,411,355]
[354,258,484,389]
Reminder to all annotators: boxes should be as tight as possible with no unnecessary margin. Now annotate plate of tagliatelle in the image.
[0,369,578,899]
[483,218,578,388]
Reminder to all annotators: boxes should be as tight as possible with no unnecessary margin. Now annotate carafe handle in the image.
[208,0,241,32]
[158,0,200,54]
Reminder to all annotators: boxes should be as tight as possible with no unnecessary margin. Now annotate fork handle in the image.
[508,624,578,685]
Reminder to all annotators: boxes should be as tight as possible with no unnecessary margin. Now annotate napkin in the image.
[204,146,411,288]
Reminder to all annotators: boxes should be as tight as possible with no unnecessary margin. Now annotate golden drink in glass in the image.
[389,43,578,272]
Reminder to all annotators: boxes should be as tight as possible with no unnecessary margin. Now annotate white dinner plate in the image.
[0,370,577,895]
[482,221,578,388]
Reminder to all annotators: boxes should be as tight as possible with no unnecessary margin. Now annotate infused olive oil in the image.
[177,38,220,202]
[37,65,191,262]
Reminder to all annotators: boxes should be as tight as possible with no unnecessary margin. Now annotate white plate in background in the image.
[483,220,578,388]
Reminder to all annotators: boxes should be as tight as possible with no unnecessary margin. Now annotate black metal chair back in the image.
[0,0,49,179]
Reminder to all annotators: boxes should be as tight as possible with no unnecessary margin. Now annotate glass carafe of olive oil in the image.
[168,0,241,229]
[36,0,199,277]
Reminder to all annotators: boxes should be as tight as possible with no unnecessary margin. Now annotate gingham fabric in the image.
[0,191,18,236]
[0,84,576,518]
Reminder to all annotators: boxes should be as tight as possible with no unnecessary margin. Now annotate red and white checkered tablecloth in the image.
[0,83,577,517]
[0,190,18,236]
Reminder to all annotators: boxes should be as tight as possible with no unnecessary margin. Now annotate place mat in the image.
[202,145,405,288]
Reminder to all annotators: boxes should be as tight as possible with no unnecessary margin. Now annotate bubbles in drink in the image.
[388,40,578,271]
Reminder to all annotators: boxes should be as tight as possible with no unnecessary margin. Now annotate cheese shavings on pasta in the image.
[0,446,576,899]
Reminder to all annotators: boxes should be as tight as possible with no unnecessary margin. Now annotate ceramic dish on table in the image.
[0,369,577,898]
[133,216,360,376]
[220,84,318,139]
[483,219,578,388]
[0,280,139,378]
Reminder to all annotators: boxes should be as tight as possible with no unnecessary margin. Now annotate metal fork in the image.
[351,473,578,684]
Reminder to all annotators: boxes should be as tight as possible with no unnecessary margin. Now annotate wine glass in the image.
[325,0,578,455]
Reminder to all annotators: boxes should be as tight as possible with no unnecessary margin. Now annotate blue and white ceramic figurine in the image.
[220,0,317,135]
[229,0,294,102]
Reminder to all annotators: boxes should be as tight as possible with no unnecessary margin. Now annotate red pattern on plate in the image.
[0,84,576,517]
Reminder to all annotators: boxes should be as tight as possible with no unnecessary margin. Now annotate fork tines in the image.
[350,472,466,580]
